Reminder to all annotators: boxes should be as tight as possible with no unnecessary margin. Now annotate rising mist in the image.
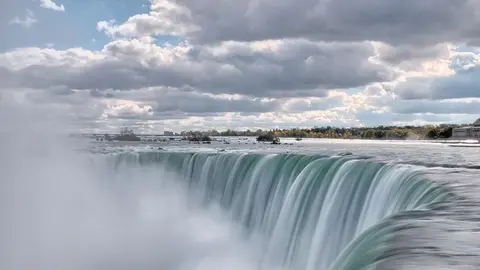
[0,99,267,270]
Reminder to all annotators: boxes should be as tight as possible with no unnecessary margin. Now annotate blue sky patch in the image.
[1,0,152,51]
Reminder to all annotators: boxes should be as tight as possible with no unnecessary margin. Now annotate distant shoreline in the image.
[76,134,478,143]
[76,124,465,141]
[71,123,480,143]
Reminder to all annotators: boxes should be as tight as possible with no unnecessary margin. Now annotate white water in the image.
[111,152,452,270]
[0,101,455,270]
[0,103,274,270]
[2,142,276,270]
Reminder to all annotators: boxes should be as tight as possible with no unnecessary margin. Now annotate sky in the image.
[1,0,480,133]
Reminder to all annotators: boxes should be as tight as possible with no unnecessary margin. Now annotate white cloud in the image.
[0,47,104,70]
[97,0,197,38]
[393,50,480,100]
[103,101,154,120]
[4,0,480,131]
[39,0,65,12]
[104,0,480,46]
[9,9,37,28]
[374,42,455,77]
[2,37,480,131]
[0,38,395,98]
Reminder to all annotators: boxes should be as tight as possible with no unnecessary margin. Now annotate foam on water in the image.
[2,142,278,270]
[109,152,454,270]
[0,102,274,270]
[0,100,461,270]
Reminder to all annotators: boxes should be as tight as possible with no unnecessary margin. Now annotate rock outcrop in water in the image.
[256,132,280,144]
[113,127,141,141]
[187,135,212,144]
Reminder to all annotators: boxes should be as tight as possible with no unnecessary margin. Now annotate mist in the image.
[0,98,268,270]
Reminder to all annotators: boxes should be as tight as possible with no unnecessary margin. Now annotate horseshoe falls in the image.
[109,151,454,270]
[6,136,480,270]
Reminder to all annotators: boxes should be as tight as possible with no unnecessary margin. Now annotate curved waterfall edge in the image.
[99,151,457,270]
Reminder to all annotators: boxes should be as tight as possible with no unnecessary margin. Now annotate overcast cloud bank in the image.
[2,0,480,132]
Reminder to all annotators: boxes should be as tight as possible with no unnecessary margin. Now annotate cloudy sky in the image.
[2,0,480,133]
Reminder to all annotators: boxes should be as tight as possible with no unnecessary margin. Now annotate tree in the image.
[114,127,141,141]
[425,128,439,139]
[438,127,453,138]
[257,132,276,142]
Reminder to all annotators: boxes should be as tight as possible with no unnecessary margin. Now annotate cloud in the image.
[97,0,196,38]
[0,47,105,70]
[430,68,480,100]
[0,88,106,128]
[354,110,459,127]
[153,90,281,114]
[9,9,37,28]
[0,39,395,98]
[4,0,480,131]
[104,0,480,46]
[88,87,344,116]
[24,86,87,106]
[449,52,480,72]
[396,66,480,100]
[375,43,454,76]
[387,49,480,101]
[90,89,114,99]
[103,102,154,120]
[377,43,451,66]
[394,77,435,100]
[39,0,65,12]
[390,99,480,115]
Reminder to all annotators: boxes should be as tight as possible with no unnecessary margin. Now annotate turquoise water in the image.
[93,137,480,269]
[107,151,454,270]
[4,136,480,270]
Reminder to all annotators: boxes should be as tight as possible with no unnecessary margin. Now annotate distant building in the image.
[164,131,174,136]
[452,118,480,140]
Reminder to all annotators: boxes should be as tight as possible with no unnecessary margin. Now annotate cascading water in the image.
[109,151,455,270]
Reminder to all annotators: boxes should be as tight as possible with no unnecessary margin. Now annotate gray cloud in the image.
[172,0,480,46]
[395,77,435,100]
[187,41,395,96]
[154,90,281,113]
[5,0,480,131]
[13,88,107,124]
[391,99,480,115]
[355,110,451,126]
[0,40,395,98]
[396,66,480,100]
[85,87,346,124]
[24,87,88,105]
[0,67,16,89]
[90,89,114,98]
[431,68,480,99]
[377,43,451,70]
[104,87,343,117]
[283,96,343,112]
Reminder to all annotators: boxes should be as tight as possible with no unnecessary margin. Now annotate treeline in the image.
[96,127,141,141]
[182,124,461,140]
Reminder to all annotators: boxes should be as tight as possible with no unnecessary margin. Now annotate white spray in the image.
[0,97,269,270]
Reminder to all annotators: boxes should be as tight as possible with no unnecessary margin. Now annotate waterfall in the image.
[108,152,454,270]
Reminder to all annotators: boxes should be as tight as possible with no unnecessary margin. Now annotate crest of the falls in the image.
[108,152,454,270]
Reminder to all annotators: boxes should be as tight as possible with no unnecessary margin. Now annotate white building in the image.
[452,118,480,140]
